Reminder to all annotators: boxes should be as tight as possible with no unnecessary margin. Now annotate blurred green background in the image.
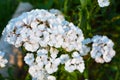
[0,0,120,80]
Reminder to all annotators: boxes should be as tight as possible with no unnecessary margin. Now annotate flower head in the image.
[91,35,115,63]
[65,53,85,73]
[2,8,116,80]
[98,0,110,7]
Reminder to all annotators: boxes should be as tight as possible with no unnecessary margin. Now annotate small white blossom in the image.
[79,45,90,56]
[45,58,61,74]
[37,49,48,56]
[54,34,64,48]
[50,47,59,59]
[82,38,92,45]
[98,0,110,7]
[23,42,39,52]
[0,58,8,68]
[29,65,47,79]
[24,53,34,66]
[95,57,104,63]
[0,51,8,68]
[36,55,48,67]
[65,59,75,72]
[72,52,80,58]
[49,9,64,21]
[47,75,56,80]
[45,62,58,74]
[6,33,17,45]
[60,54,69,64]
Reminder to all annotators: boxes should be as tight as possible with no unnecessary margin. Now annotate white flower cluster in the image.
[90,35,115,63]
[3,9,89,80]
[98,0,110,7]
[65,52,85,73]
[2,9,115,80]
[0,51,8,68]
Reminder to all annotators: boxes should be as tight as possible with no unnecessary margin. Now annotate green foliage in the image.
[25,73,32,80]
[0,0,120,80]
[0,74,5,80]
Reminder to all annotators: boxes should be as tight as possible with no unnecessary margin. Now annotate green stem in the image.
[83,57,91,79]
[79,0,93,37]
[78,0,88,37]
[64,0,68,15]
[115,66,119,80]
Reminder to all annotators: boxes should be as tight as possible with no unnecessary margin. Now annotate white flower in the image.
[29,32,41,43]
[33,73,48,80]
[3,9,85,56]
[60,54,69,64]
[0,51,8,68]
[66,45,75,52]
[39,31,50,47]
[48,34,56,47]
[36,55,48,67]
[24,53,34,66]
[45,58,61,74]
[103,46,115,62]
[57,25,65,34]
[54,34,63,48]
[79,45,90,56]
[0,58,8,68]
[17,27,30,43]
[45,62,58,74]
[91,35,115,63]
[50,47,59,59]
[37,24,46,31]
[23,42,39,52]
[65,56,85,73]
[29,65,45,78]
[72,52,80,58]
[37,49,48,56]
[49,9,64,21]
[47,75,56,80]
[28,63,50,80]
[82,38,92,45]
[6,33,17,45]
[14,36,23,47]
[65,59,75,72]
[95,57,104,63]
[98,0,110,7]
